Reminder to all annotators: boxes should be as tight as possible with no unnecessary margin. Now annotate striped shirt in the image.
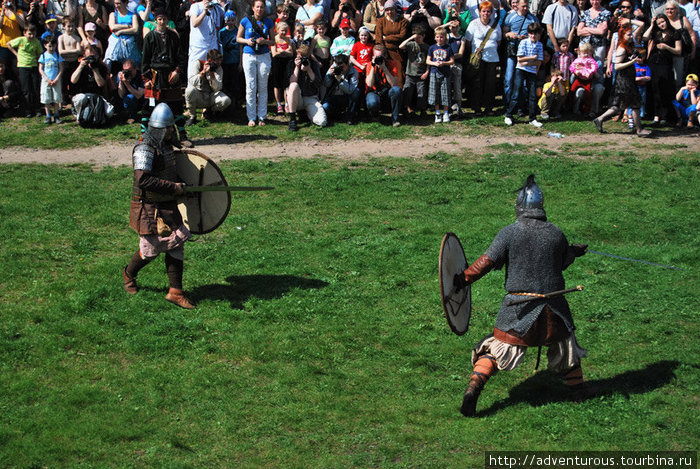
[516,38,543,74]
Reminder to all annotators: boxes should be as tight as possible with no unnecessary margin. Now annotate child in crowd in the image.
[81,23,103,58]
[538,68,567,119]
[272,21,294,114]
[447,18,466,117]
[535,47,553,100]
[426,26,454,123]
[219,10,241,116]
[38,37,64,123]
[311,20,331,74]
[275,4,292,35]
[504,23,543,128]
[330,18,355,57]
[8,25,43,117]
[350,26,374,75]
[41,15,61,46]
[569,42,598,116]
[292,23,311,49]
[58,18,83,104]
[626,49,650,128]
[552,38,574,86]
[672,73,699,127]
[399,24,429,116]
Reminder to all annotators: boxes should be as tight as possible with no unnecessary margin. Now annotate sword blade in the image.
[588,250,684,271]
[185,185,275,192]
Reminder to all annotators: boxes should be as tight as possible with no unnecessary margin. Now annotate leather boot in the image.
[123,267,139,295]
[165,288,195,309]
[460,377,484,417]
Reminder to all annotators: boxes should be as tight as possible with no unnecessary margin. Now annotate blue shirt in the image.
[503,11,538,38]
[38,51,63,81]
[428,43,453,77]
[240,16,274,55]
[516,38,542,74]
[219,27,240,64]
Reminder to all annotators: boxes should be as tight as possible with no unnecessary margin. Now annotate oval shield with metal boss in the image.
[175,149,231,235]
[439,232,472,335]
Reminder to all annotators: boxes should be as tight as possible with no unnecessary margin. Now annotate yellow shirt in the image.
[0,10,24,48]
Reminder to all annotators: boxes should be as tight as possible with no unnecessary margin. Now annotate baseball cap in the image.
[45,14,57,23]
[84,22,96,31]
[340,18,350,28]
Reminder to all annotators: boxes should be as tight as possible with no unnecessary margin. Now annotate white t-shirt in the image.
[465,18,502,62]
[189,2,225,50]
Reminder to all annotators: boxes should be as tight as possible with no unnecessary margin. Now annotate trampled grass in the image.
[0,151,698,467]
[0,111,672,149]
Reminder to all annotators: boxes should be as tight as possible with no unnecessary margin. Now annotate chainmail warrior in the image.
[455,175,590,417]
[122,103,195,309]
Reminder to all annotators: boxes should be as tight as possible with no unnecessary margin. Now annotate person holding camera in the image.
[117,59,145,123]
[185,49,231,124]
[322,53,360,124]
[331,0,362,32]
[189,0,225,79]
[442,0,470,35]
[285,43,327,130]
[0,0,27,72]
[70,45,108,95]
[237,0,274,126]
[142,8,192,147]
[405,0,442,44]
[365,43,402,126]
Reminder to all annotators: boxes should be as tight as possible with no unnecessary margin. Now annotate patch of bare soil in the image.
[0,132,696,166]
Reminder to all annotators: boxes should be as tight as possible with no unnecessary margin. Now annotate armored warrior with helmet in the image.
[454,175,591,417]
[122,103,195,309]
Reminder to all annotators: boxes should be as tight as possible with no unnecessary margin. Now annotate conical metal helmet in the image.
[149,103,175,128]
[515,174,544,210]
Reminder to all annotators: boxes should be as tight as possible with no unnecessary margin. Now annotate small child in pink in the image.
[569,43,599,115]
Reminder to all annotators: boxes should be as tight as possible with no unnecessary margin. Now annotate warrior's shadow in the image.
[478,360,682,417]
[189,274,328,309]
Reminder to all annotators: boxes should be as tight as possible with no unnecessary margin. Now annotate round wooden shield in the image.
[176,149,231,235]
[439,232,472,336]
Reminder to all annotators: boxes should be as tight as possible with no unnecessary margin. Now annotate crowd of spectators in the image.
[0,0,698,133]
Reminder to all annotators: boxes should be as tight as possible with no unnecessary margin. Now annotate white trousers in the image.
[242,52,272,121]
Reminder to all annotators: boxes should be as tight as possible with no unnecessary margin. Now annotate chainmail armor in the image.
[485,213,575,337]
[133,144,156,171]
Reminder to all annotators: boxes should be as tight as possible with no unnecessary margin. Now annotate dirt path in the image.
[0,132,696,166]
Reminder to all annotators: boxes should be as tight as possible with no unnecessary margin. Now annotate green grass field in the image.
[0,146,698,467]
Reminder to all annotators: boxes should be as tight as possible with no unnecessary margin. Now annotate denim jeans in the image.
[507,68,537,120]
[366,85,402,122]
[122,93,142,119]
[323,87,361,121]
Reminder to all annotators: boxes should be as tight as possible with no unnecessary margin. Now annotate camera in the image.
[373,56,384,65]
[85,55,97,65]
[333,66,343,75]
[300,57,310,67]
[341,4,352,13]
